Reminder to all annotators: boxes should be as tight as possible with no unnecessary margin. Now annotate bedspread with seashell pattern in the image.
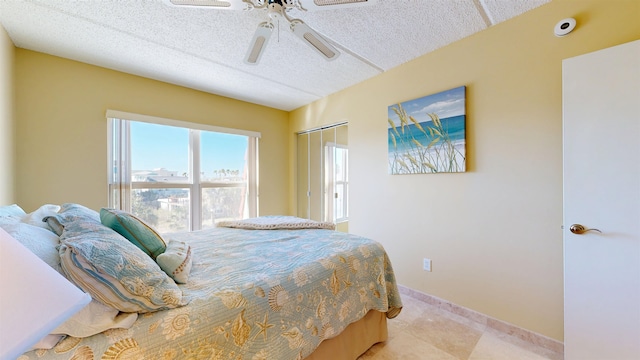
[20,227,403,360]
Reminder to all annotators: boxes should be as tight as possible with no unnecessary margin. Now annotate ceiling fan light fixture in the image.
[168,0,232,7]
[163,0,371,63]
[291,20,339,60]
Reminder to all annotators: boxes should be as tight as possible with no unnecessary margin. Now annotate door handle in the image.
[569,224,602,235]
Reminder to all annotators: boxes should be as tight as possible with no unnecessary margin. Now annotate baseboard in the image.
[398,285,564,356]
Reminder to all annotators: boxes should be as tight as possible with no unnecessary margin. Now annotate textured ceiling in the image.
[0,0,551,111]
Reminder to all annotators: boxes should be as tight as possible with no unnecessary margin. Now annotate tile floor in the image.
[358,292,564,360]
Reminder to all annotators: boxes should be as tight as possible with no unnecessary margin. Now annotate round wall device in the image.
[554,18,576,37]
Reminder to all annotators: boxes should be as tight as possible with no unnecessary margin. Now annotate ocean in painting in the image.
[387,115,465,153]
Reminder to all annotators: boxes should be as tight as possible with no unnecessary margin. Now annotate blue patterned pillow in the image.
[58,218,188,313]
[44,203,101,236]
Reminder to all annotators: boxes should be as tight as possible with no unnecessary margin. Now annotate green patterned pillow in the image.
[100,208,166,259]
[59,218,188,313]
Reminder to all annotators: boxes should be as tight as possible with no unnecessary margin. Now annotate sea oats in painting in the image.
[388,86,466,174]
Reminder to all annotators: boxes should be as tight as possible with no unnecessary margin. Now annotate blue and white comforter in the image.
[21,226,402,360]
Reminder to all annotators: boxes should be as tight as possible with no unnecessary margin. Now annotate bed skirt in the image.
[305,310,387,360]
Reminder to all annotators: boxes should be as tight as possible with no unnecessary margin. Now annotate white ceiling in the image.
[0,0,550,111]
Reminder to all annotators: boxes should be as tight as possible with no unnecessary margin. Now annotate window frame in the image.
[106,110,260,231]
[325,141,349,223]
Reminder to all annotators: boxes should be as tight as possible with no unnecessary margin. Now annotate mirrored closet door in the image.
[297,123,348,231]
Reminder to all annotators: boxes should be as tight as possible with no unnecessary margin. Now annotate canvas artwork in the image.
[388,86,466,174]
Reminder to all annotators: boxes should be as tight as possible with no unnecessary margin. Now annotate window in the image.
[107,111,259,232]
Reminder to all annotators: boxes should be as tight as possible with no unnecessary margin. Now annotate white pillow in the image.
[29,334,65,350]
[0,204,26,227]
[0,222,61,274]
[23,204,61,230]
[157,239,193,284]
[31,299,138,350]
[51,299,138,338]
[0,215,21,227]
[0,204,26,218]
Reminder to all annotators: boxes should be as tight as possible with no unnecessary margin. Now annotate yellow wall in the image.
[290,0,640,341]
[13,50,290,214]
[0,25,14,204]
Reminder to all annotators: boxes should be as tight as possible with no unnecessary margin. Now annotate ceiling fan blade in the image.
[244,22,273,65]
[162,0,245,10]
[299,0,377,11]
[290,20,339,61]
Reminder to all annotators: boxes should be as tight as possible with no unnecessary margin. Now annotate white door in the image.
[563,40,640,360]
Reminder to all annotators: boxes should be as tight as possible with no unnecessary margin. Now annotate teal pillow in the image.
[100,208,167,259]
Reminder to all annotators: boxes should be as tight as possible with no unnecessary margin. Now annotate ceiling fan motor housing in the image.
[267,1,285,20]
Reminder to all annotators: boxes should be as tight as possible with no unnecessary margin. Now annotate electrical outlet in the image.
[423,258,432,272]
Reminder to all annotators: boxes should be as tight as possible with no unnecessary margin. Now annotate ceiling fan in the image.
[163,0,376,65]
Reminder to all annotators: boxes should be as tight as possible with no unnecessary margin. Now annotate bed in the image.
[1,204,402,360]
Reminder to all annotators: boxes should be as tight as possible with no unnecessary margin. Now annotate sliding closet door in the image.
[297,133,309,219]
[308,130,323,221]
[297,124,348,228]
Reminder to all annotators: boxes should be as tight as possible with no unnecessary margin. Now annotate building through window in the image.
[107,111,259,233]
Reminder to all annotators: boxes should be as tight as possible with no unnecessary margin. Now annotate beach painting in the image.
[388,86,466,174]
